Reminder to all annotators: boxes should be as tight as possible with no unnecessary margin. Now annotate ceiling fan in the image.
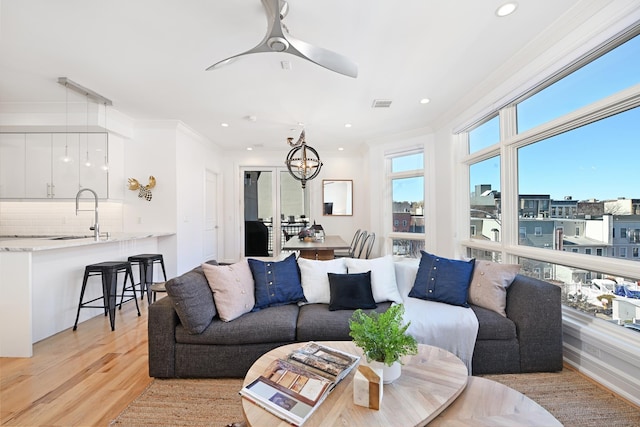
[206,0,358,78]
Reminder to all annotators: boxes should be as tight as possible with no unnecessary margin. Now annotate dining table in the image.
[282,234,350,260]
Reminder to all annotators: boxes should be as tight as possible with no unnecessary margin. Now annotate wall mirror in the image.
[322,179,353,216]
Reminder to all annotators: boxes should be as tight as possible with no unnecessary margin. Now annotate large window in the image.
[461,29,640,328]
[388,151,425,257]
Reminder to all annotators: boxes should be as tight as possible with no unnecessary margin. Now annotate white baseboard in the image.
[562,307,640,407]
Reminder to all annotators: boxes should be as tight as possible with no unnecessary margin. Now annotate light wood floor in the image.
[0,297,154,426]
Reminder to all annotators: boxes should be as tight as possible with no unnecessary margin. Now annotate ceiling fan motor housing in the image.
[268,37,289,52]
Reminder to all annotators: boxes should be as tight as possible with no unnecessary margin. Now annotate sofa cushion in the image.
[296,302,392,342]
[468,260,520,317]
[345,255,403,304]
[248,253,305,310]
[470,305,517,341]
[409,251,475,307]
[328,271,377,311]
[202,260,255,322]
[165,267,217,334]
[298,257,347,304]
[176,304,300,345]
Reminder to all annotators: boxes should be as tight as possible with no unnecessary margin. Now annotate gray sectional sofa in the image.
[148,259,563,378]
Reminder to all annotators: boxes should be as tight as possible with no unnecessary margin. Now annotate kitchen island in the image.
[0,232,174,357]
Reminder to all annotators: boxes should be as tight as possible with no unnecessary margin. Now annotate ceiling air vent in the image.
[371,99,392,108]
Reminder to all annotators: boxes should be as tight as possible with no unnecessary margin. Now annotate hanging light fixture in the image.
[61,83,73,163]
[57,78,113,170]
[84,96,91,167]
[284,130,323,189]
[101,102,109,171]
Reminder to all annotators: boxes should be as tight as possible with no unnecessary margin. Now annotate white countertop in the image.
[0,232,174,252]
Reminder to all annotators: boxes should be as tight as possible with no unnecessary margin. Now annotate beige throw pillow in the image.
[468,260,520,317]
[202,260,255,322]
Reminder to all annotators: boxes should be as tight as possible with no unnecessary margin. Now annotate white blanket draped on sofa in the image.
[394,259,479,374]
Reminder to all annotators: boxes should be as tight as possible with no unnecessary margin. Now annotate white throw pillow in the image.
[297,257,347,304]
[345,255,403,304]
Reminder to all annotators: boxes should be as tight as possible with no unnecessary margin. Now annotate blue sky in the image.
[471,34,640,202]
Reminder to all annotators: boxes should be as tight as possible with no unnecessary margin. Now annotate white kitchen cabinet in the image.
[0,134,27,198]
[25,133,55,198]
[0,132,108,199]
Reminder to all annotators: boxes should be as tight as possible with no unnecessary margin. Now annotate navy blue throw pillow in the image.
[408,251,475,307]
[248,253,304,310]
[327,271,377,311]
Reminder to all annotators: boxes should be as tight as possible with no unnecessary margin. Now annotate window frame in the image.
[385,148,426,256]
[458,27,640,313]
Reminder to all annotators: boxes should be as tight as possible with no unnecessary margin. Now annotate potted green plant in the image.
[349,304,418,383]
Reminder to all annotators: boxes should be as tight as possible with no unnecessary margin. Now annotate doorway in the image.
[242,167,308,257]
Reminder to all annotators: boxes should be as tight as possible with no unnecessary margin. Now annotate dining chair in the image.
[353,230,368,257]
[357,232,375,258]
[356,232,375,258]
[335,229,363,258]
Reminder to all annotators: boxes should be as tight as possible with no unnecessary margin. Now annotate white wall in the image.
[174,123,222,273]
[123,122,177,233]
[123,121,222,276]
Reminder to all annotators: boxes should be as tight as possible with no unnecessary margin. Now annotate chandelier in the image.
[285,130,323,189]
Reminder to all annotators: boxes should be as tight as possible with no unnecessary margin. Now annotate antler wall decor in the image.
[128,176,156,201]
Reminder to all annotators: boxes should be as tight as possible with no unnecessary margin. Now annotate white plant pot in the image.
[368,360,402,384]
[382,361,402,384]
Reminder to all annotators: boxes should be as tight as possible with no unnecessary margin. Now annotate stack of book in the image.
[240,342,360,426]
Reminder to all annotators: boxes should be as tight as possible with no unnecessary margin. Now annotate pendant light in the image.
[84,96,91,168]
[284,130,322,189]
[101,102,109,171]
[61,83,73,163]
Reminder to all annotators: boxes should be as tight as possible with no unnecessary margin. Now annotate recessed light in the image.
[420,98,430,104]
[338,147,344,151]
[221,123,229,127]
[246,147,253,151]
[496,2,518,17]
[344,123,352,128]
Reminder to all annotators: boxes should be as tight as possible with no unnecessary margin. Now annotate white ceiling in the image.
[0,0,590,152]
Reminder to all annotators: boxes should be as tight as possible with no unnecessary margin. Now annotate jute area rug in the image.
[110,369,640,427]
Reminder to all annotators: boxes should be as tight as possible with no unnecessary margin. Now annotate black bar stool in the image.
[73,261,140,331]
[149,281,167,302]
[127,254,167,303]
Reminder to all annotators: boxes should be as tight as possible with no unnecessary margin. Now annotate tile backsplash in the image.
[0,201,123,236]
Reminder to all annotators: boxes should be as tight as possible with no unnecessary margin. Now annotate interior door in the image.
[243,168,307,257]
[203,169,219,262]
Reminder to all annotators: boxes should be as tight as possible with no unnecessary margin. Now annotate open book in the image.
[240,342,360,426]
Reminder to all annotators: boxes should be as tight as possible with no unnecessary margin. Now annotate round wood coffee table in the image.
[429,376,562,426]
[242,341,468,427]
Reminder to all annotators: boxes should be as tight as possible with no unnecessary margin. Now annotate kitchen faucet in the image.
[75,188,100,241]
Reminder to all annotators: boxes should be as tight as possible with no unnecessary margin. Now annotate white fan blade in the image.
[286,35,358,78]
[206,0,280,71]
[206,44,272,71]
